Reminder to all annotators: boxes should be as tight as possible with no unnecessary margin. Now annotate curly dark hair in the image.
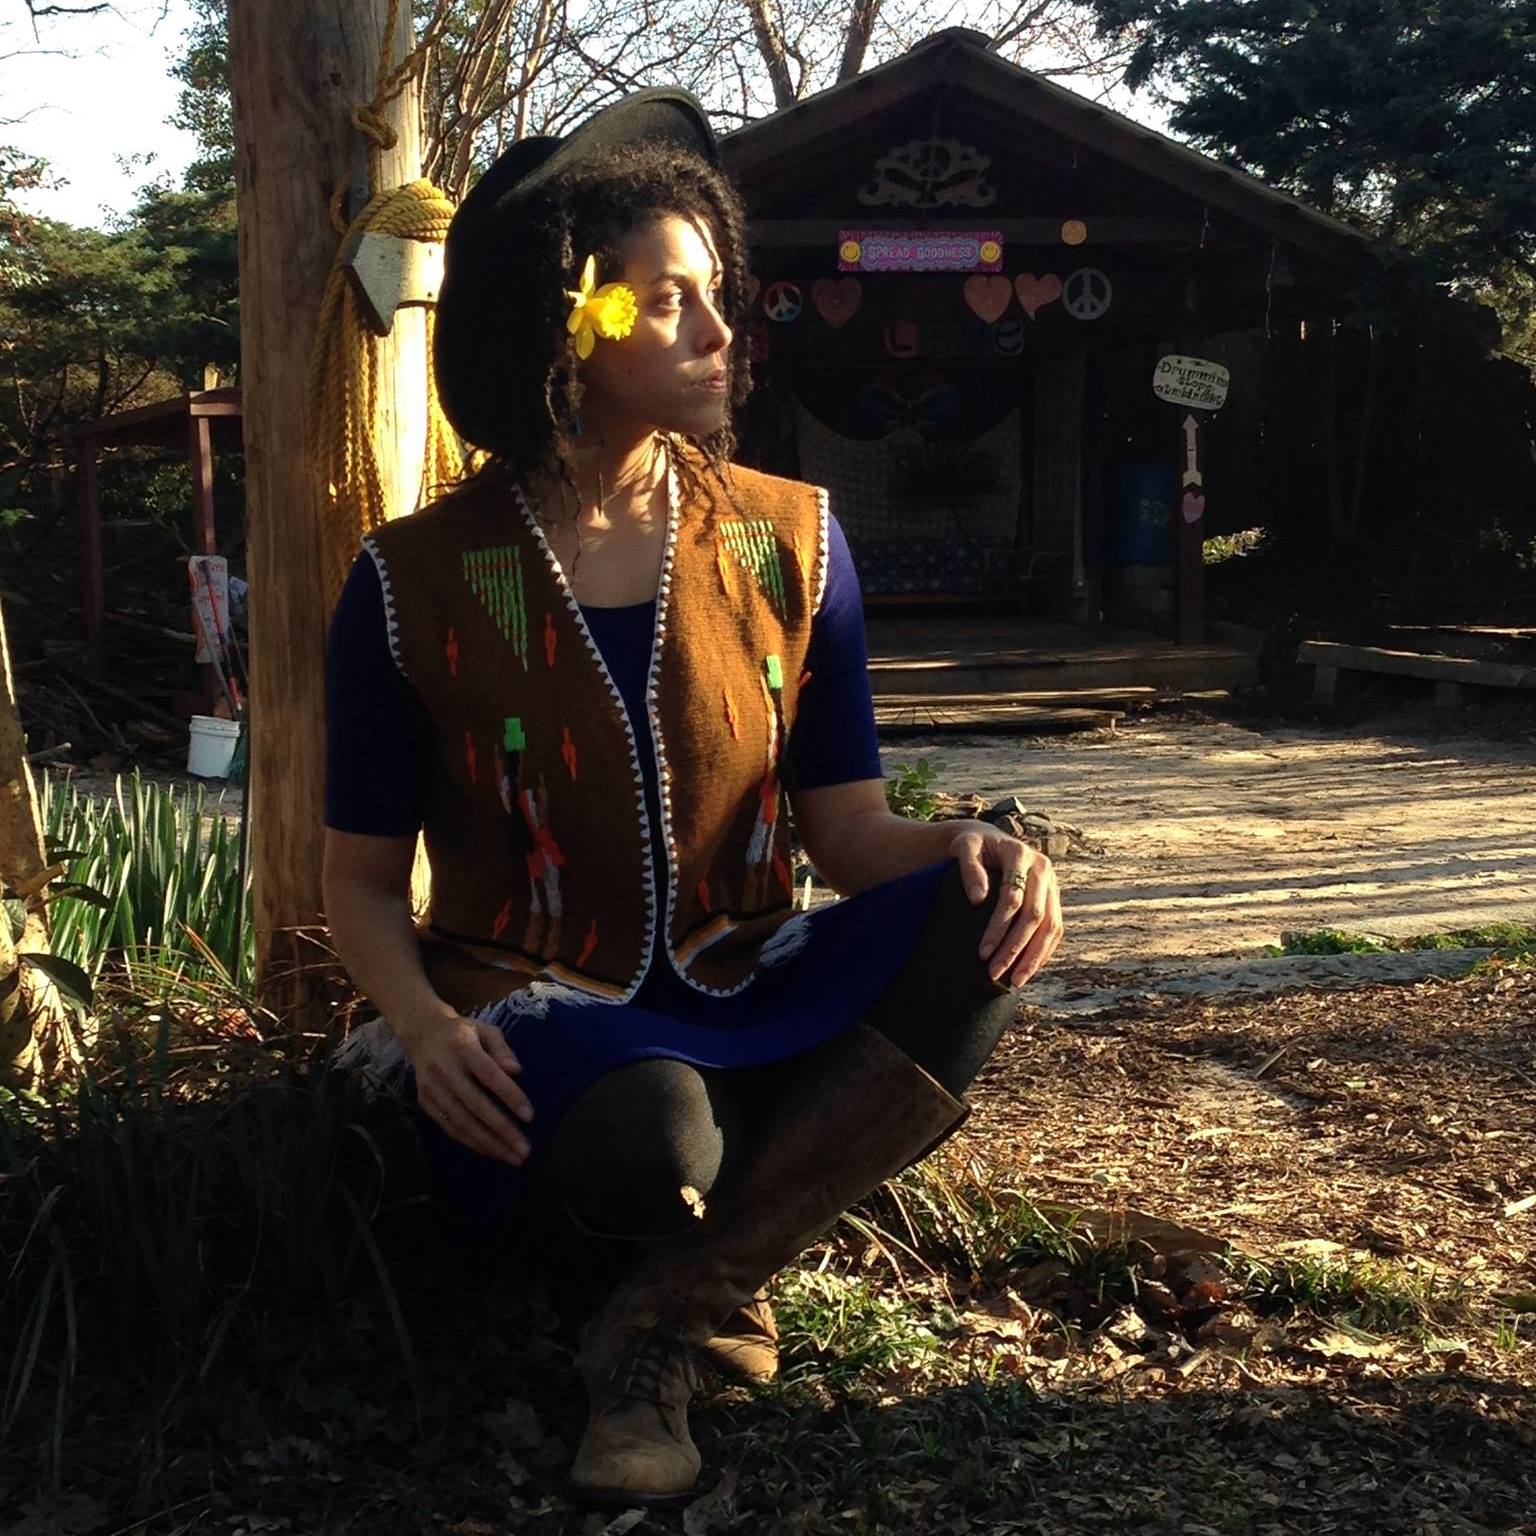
[453,140,752,514]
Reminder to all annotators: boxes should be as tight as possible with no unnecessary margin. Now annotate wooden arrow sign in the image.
[1181,413,1203,488]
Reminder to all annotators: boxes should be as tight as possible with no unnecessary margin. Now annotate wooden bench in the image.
[1298,639,1536,708]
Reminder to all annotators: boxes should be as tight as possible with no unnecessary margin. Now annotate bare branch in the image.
[837,0,883,81]
[744,0,796,109]
[24,2,111,16]
[988,0,1055,53]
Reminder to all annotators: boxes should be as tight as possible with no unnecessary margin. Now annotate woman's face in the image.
[576,211,733,440]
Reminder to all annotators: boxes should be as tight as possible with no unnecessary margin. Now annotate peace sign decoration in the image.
[1062,267,1113,321]
[763,281,802,323]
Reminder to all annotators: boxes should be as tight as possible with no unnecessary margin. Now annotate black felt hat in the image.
[434,89,719,454]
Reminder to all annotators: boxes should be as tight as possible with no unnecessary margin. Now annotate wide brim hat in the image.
[435,89,719,455]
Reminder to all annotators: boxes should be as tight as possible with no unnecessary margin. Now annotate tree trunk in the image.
[0,587,65,1087]
[838,0,884,81]
[228,0,425,1022]
[745,0,797,109]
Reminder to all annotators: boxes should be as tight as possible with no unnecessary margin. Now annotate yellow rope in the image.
[309,177,472,610]
[310,0,486,608]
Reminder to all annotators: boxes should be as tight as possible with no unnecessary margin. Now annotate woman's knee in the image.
[543,1058,738,1237]
[918,860,1013,996]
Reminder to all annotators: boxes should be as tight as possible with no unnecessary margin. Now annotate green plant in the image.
[0,1030,421,1472]
[1272,923,1536,964]
[772,1269,948,1390]
[1405,921,1536,956]
[38,771,252,989]
[847,1149,1096,1280]
[1203,527,1267,564]
[1235,1251,1453,1334]
[1275,928,1393,956]
[885,759,947,822]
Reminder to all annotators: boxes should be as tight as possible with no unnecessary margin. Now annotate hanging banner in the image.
[838,230,1003,273]
[1154,354,1230,410]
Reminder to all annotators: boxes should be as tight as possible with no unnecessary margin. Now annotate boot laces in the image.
[612,1326,696,1406]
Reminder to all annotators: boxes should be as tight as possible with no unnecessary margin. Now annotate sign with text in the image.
[839,230,1003,273]
[1153,354,1230,410]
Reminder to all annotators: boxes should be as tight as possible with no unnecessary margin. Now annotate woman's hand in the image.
[401,1010,535,1166]
[947,822,1064,988]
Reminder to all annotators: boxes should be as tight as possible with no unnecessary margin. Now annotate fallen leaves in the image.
[584,1512,645,1536]
[681,1469,739,1535]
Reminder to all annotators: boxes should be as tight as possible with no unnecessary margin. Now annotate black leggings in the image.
[543,861,1015,1239]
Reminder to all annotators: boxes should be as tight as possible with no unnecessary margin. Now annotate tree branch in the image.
[744,0,796,108]
[836,0,883,81]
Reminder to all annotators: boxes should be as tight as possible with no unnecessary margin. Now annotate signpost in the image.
[1155,349,1227,645]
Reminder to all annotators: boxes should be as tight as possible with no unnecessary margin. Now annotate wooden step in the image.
[874,697,1124,734]
[1298,640,1536,691]
[867,649,1258,696]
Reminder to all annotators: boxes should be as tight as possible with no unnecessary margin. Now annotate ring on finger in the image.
[1006,870,1029,891]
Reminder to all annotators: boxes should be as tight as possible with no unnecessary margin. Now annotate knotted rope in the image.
[310,0,470,609]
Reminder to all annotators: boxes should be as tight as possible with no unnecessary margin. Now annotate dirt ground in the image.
[10,720,1536,1534]
[881,711,1536,965]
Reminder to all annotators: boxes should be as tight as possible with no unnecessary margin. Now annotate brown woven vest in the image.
[362,457,829,1009]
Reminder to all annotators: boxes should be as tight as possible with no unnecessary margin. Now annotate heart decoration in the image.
[963,274,1012,325]
[1015,272,1063,320]
[745,274,761,308]
[1181,489,1207,524]
[811,277,861,329]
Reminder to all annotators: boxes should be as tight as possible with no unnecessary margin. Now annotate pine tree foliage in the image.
[1087,0,1536,290]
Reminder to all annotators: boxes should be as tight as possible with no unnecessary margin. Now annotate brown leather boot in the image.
[697,1290,779,1384]
[569,1323,701,1505]
[570,1023,967,1503]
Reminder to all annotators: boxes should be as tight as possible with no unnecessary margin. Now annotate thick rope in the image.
[310,0,474,610]
[309,177,470,610]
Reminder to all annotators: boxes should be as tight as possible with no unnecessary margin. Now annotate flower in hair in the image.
[565,255,637,359]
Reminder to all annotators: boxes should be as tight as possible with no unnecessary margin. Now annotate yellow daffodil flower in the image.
[565,255,638,360]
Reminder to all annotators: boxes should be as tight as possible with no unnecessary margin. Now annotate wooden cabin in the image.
[722,29,1520,645]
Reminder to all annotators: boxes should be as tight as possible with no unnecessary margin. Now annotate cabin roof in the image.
[722,29,1375,271]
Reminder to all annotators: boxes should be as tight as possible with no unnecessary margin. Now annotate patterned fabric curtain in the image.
[793,403,1022,595]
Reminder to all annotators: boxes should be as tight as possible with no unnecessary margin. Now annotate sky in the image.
[1,1,1171,232]
[2,0,200,228]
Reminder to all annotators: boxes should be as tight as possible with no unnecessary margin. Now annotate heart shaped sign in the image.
[963,273,1012,324]
[1015,272,1063,320]
[1181,489,1207,524]
[745,274,762,308]
[812,277,861,329]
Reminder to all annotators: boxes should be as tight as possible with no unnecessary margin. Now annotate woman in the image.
[323,89,1063,1506]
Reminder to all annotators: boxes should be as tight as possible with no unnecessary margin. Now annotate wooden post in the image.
[0,589,65,1085]
[187,406,223,714]
[229,0,426,1020]
[1174,407,1205,645]
[1172,272,1206,646]
[189,408,217,556]
[78,437,103,673]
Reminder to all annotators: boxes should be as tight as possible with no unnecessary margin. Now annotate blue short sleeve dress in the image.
[325,511,953,1228]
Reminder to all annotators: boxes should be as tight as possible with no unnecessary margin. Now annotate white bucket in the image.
[187,714,241,778]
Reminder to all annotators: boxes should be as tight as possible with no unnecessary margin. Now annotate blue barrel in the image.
[1107,462,1175,565]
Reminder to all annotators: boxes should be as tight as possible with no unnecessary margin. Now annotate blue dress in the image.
[326,514,952,1231]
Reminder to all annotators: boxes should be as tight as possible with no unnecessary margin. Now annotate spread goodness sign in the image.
[1153,354,1230,410]
[839,230,1004,273]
